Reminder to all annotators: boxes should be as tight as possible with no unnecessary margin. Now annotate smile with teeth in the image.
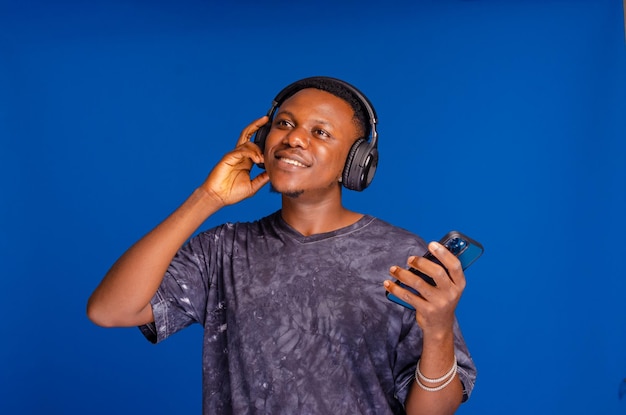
[280,157,307,167]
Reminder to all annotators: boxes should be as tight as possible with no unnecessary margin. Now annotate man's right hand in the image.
[87,116,272,328]
[200,116,271,206]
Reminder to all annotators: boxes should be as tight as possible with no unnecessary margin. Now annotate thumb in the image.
[249,171,270,194]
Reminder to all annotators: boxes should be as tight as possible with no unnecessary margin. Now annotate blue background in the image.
[1,0,625,413]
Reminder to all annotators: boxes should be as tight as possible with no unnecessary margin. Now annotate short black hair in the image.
[280,77,370,139]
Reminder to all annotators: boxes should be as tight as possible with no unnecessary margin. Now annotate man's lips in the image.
[274,151,310,168]
[278,157,308,168]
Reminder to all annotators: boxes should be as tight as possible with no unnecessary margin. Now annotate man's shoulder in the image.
[364,215,421,236]
[188,211,281,244]
[360,215,427,247]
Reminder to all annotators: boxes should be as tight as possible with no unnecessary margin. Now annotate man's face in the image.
[263,88,360,198]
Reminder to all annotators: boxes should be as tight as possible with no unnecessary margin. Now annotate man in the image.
[87,76,477,414]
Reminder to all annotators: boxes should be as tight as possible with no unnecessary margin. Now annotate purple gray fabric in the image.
[139,211,476,414]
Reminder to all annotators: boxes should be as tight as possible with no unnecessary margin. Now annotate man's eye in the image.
[275,119,293,128]
[315,129,330,138]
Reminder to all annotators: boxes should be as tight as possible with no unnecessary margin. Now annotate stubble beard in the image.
[269,184,304,199]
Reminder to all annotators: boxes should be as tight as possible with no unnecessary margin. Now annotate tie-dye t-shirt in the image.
[140,211,476,414]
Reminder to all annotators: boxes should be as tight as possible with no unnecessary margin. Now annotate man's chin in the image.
[269,184,304,199]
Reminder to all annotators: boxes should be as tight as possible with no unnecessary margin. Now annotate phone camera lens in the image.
[446,238,467,255]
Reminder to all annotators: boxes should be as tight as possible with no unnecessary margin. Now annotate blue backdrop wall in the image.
[1,0,625,414]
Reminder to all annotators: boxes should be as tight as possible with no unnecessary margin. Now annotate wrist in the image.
[415,355,458,392]
[194,186,226,209]
[422,324,454,345]
[171,187,223,228]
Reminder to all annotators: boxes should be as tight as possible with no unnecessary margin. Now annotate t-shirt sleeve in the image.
[391,312,423,405]
[138,233,213,344]
[392,315,477,405]
[452,318,477,402]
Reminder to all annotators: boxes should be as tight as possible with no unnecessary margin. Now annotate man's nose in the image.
[284,127,310,148]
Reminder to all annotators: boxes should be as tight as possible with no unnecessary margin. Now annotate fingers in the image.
[385,242,466,306]
[422,242,465,290]
[226,141,265,166]
[226,115,269,164]
[384,267,426,310]
[236,115,269,147]
[249,170,270,193]
[386,264,438,300]
[385,247,466,333]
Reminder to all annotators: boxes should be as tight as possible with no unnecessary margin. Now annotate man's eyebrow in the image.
[275,110,295,119]
[275,110,333,127]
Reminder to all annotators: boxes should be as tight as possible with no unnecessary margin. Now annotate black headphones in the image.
[252,76,379,191]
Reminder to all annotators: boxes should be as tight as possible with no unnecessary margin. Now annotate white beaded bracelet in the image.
[416,356,457,384]
[415,364,458,392]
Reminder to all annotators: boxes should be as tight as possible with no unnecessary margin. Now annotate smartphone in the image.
[386,230,484,310]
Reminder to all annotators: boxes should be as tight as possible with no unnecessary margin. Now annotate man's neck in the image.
[280,196,363,237]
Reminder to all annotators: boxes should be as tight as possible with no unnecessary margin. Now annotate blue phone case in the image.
[386,230,484,310]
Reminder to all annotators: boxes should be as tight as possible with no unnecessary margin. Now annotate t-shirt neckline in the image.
[271,210,374,244]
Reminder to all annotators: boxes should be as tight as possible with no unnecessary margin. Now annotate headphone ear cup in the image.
[342,139,378,191]
[253,123,271,169]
